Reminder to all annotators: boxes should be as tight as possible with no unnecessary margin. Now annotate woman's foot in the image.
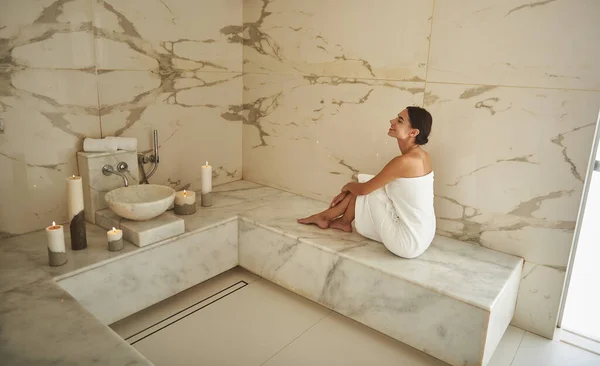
[297,214,330,229]
[329,218,353,233]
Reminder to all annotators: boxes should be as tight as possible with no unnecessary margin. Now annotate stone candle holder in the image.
[107,227,124,252]
[201,192,212,207]
[174,190,197,215]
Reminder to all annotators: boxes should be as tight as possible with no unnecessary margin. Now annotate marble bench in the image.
[1,181,522,365]
[236,194,524,366]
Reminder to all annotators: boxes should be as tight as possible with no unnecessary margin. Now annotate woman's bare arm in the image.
[343,156,414,196]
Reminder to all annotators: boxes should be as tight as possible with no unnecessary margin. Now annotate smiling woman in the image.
[298,106,436,259]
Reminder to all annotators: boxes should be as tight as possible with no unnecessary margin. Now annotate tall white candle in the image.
[46,221,65,252]
[67,175,84,220]
[67,174,87,250]
[175,190,196,206]
[201,161,212,194]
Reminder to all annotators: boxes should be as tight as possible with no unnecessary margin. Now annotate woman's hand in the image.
[341,182,363,196]
[330,191,348,208]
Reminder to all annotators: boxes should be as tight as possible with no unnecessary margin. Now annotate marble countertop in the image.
[0,180,296,365]
[0,224,150,365]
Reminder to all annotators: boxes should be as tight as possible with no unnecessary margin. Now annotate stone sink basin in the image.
[105,184,176,221]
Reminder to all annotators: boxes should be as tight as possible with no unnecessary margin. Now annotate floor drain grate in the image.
[126,281,248,345]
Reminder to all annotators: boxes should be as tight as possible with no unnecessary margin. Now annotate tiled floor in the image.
[110,268,600,366]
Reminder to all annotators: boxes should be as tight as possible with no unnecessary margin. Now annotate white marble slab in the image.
[243,0,433,80]
[483,264,522,364]
[0,68,101,237]
[428,0,600,89]
[511,262,566,339]
[96,208,184,247]
[0,279,151,366]
[57,220,238,324]
[240,195,523,310]
[239,219,509,366]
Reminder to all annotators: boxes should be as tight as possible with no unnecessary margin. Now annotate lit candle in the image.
[174,189,196,215]
[67,175,87,250]
[46,221,67,266]
[201,162,212,207]
[107,227,123,252]
[201,162,212,194]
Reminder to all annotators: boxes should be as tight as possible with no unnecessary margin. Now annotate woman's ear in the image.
[411,129,420,138]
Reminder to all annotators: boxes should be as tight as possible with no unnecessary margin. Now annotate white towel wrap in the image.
[83,138,118,153]
[106,136,137,152]
[354,172,436,259]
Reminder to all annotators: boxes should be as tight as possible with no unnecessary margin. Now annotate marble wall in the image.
[0,0,243,236]
[241,0,600,339]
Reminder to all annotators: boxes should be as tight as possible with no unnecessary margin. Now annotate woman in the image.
[297,106,435,259]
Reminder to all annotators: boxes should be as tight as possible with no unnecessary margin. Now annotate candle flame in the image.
[112,227,116,232]
[206,161,208,166]
[52,221,56,226]
[183,189,187,197]
[72,175,75,178]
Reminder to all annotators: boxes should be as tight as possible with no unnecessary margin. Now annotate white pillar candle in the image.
[46,221,65,252]
[175,190,196,206]
[67,175,87,250]
[201,161,212,194]
[67,175,84,219]
[107,227,123,242]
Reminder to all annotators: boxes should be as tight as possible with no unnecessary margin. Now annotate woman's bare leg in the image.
[329,194,357,233]
[297,193,352,229]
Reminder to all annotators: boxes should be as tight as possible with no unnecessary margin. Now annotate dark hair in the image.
[406,106,432,145]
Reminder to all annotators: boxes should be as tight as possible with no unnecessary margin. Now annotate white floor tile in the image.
[512,331,600,366]
[132,279,330,366]
[487,326,525,366]
[262,312,447,366]
[560,329,600,357]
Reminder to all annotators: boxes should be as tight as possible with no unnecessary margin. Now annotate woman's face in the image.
[388,109,417,140]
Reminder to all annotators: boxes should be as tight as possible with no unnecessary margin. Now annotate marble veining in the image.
[92,0,244,192]
[428,0,600,89]
[238,194,523,311]
[242,73,425,201]
[242,0,433,80]
[1,0,245,235]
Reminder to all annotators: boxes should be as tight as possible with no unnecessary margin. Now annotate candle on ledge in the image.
[67,175,87,250]
[201,161,212,207]
[107,227,123,252]
[174,189,196,215]
[46,221,67,266]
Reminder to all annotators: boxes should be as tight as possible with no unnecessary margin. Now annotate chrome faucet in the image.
[102,162,130,187]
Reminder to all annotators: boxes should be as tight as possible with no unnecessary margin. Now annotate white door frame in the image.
[557,109,600,328]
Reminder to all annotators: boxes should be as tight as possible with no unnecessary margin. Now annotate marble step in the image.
[237,196,524,366]
[96,209,185,247]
